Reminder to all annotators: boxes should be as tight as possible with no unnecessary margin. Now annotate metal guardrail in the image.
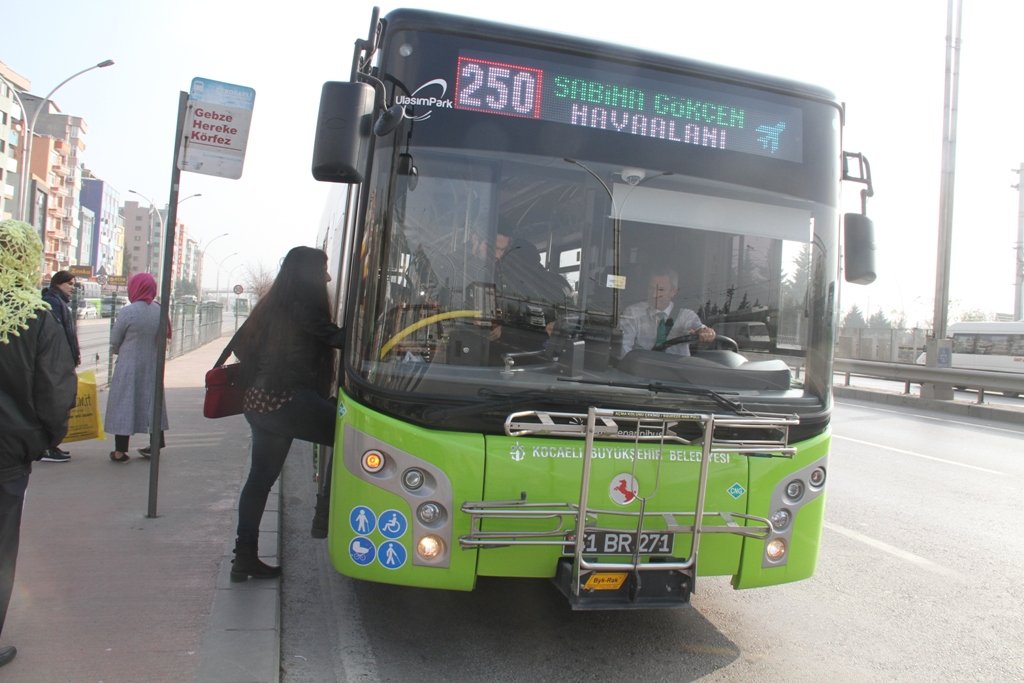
[833,358,1024,398]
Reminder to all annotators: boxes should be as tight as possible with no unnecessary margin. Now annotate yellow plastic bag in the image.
[63,370,105,442]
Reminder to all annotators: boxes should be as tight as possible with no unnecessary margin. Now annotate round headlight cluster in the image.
[808,466,826,488]
[765,538,787,562]
[769,508,792,532]
[402,468,424,490]
[784,479,805,502]
[416,534,445,560]
[417,501,445,525]
[361,449,385,473]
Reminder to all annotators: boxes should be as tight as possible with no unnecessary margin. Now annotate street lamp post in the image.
[18,59,115,225]
[197,232,229,296]
[214,252,239,303]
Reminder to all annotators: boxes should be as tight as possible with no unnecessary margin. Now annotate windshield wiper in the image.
[561,377,751,415]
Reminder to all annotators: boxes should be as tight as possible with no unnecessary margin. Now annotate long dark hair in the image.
[236,246,332,384]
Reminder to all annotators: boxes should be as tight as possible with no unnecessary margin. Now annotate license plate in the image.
[570,531,674,555]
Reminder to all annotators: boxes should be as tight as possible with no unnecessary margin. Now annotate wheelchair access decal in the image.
[377,509,408,539]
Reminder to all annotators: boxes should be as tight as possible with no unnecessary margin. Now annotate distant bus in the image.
[948,321,1024,374]
[74,281,101,319]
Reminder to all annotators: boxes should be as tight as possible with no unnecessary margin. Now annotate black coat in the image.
[235,305,344,396]
[0,310,78,482]
[42,286,81,366]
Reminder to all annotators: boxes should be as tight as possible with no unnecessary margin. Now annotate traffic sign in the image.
[232,284,244,295]
[178,77,256,180]
[96,274,108,286]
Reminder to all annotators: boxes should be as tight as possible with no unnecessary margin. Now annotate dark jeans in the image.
[0,474,28,638]
[236,389,336,544]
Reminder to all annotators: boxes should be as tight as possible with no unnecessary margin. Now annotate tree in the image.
[244,261,275,299]
[174,278,198,298]
[867,310,892,329]
[843,305,867,328]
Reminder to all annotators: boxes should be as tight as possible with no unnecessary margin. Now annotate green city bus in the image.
[311,7,876,609]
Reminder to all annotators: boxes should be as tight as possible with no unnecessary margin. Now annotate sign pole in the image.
[147,90,188,518]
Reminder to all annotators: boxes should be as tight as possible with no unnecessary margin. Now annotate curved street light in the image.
[197,232,229,295]
[18,59,115,224]
[214,251,239,300]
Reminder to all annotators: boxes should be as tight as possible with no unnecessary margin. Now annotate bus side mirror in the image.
[843,212,876,285]
[311,81,376,183]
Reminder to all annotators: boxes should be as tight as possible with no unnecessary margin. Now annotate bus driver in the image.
[618,268,715,357]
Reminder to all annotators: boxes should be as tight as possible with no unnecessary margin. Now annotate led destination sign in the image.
[453,54,802,163]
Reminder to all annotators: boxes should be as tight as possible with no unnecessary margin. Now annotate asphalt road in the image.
[278,398,1024,682]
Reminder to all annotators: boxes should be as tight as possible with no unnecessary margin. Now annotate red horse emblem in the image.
[610,475,638,504]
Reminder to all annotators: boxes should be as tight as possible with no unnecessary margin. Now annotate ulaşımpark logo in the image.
[393,79,453,121]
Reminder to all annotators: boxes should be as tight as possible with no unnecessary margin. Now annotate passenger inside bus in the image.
[491,232,571,361]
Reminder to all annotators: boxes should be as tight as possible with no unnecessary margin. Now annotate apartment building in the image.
[0,62,30,221]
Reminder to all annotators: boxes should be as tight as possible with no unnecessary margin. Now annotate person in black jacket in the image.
[0,220,78,668]
[39,270,82,463]
[228,246,344,581]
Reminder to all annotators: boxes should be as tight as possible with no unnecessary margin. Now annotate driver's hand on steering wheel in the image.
[693,325,716,343]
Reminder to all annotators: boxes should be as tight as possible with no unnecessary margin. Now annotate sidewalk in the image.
[3,340,281,683]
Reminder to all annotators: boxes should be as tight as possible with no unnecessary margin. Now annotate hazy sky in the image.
[5,0,1021,325]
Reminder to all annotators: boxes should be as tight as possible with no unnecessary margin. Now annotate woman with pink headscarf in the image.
[103,272,170,462]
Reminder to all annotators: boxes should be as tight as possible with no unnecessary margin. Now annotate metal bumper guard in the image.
[460,407,798,610]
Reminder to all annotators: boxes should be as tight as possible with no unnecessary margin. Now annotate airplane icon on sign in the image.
[756,121,786,153]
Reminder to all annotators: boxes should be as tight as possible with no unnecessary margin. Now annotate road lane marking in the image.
[833,435,1004,475]
[835,400,1024,436]
[824,522,965,580]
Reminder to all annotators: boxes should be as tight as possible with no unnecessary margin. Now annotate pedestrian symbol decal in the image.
[349,537,376,566]
[378,540,407,569]
[377,508,408,540]
[350,506,376,535]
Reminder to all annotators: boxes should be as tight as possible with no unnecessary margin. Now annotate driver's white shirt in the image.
[618,301,703,358]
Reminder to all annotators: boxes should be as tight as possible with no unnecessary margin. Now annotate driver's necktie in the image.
[656,312,668,346]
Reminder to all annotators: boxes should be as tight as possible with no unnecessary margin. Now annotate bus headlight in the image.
[808,466,826,488]
[361,449,385,473]
[765,538,787,562]
[416,534,445,560]
[785,479,805,502]
[769,508,792,531]
[402,468,424,491]
[417,502,444,525]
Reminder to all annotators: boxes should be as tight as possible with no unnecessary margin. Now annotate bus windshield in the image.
[351,145,834,424]
[337,15,844,432]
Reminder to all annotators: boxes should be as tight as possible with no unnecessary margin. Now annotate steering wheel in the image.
[379,309,483,359]
[653,333,739,353]
[652,333,698,352]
